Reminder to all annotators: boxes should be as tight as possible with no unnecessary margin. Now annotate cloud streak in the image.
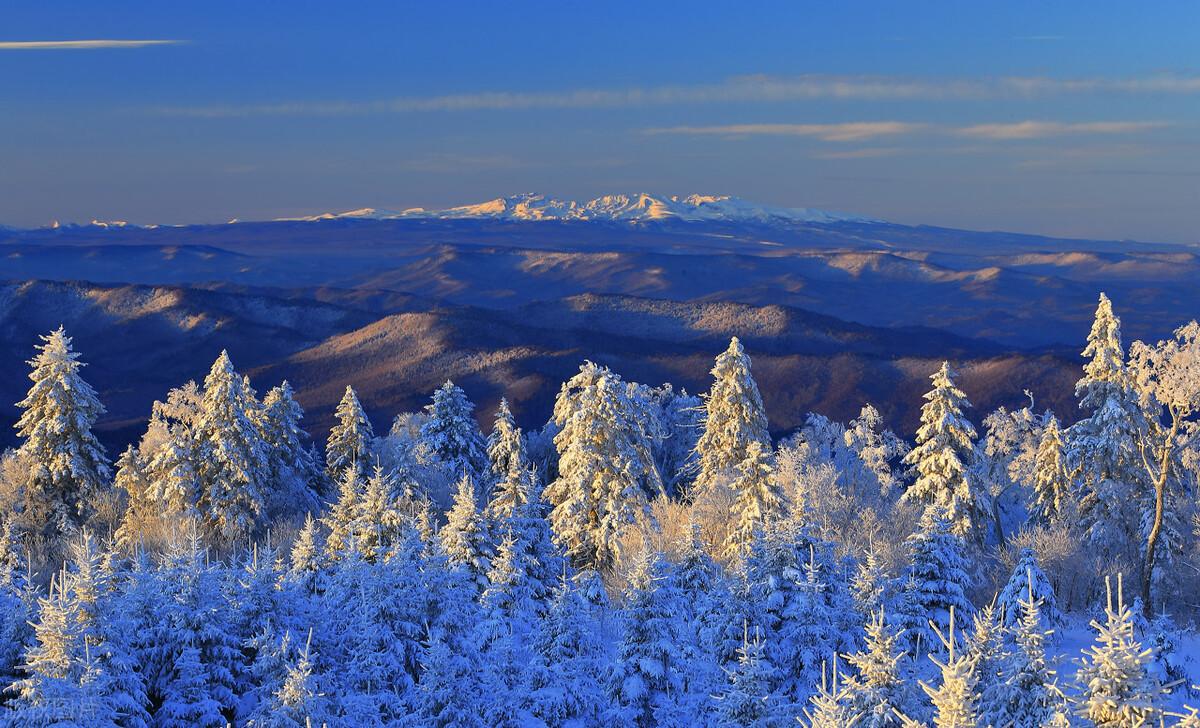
[152,73,1200,118]
[644,122,924,142]
[0,39,180,50]
[647,120,1169,143]
[956,121,1170,140]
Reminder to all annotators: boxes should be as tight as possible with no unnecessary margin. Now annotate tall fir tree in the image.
[420,380,490,486]
[723,440,786,560]
[192,351,270,542]
[1030,414,1072,526]
[609,550,688,727]
[257,381,324,514]
[901,362,984,539]
[545,362,662,571]
[897,507,974,655]
[1067,293,1145,565]
[440,474,494,589]
[325,385,375,485]
[529,581,608,726]
[693,337,771,496]
[14,327,111,544]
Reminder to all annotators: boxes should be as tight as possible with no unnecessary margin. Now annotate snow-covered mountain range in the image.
[279,193,874,225]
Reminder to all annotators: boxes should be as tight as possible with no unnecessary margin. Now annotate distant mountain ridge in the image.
[276,192,874,225]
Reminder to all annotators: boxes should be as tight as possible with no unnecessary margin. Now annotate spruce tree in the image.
[997,548,1062,628]
[841,610,920,728]
[609,550,687,726]
[322,468,363,560]
[286,513,325,595]
[487,398,529,486]
[898,507,974,654]
[257,381,324,515]
[530,581,608,726]
[901,362,983,538]
[14,326,111,543]
[714,627,787,727]
[1068,293,1144,564]
[920,608,979,728]
[1030,414,1072,526]
[113,445,155,551]
[192,351,270,542]
[545,362,661,571]
[994,571,1068,728]
[723,440,786,560]
[439,474,493,589]
[325,384,374,485]
[420,380,489,486]
[693,337,771,496]
[1074,574,1164,727]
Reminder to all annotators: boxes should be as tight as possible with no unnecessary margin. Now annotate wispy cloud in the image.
[648,120,1169,143]
[956,121,1170,140]
[0,39,180,50]
[644,122,924,142]
[151,73,1200,118]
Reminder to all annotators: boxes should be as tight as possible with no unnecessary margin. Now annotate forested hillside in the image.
[0,292,1198,726]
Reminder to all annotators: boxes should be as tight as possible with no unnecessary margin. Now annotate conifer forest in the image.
[2,292,1200,727]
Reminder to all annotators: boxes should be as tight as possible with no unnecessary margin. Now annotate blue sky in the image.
[2,1,1198,241]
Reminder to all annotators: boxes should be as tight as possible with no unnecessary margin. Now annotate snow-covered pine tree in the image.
[723,440,787,560]
[1067,293,1145,566]
[355,465,407,563]
[257,381,324,516]
[408,632,486,728]
[997,548,1062,629]
[113,445,156,551]
[156,530,241,727]
[693,337,771,497]
[8,573,90,724]
[1030,414,1072,526]
[841,610,921,728]
[322,467,363,560]
[1074,574,1165,727]
[440,474,493,589]
[479,529,539,642]
[993,570,1068,728]
[420,380,490,487]
[777,546,838,701]
[852,546,889,619]
[609,549,688,726]
[140,383,203,524]
[285,512,325,595]
[802,658,857,728]
[14,326,111,544]
[192,350,270,542]
[325,384,375,485]
[545,362,662,571]
[65,531,151,728]
[0,518,34,697]
[529,580,608,726]
[487,398,529,485]
[901,362,984,539]
[246,630,333,728]
[919,607,979,728]
[966,602,1008,728]
[714,626,787,728]
[898,507,974,654]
